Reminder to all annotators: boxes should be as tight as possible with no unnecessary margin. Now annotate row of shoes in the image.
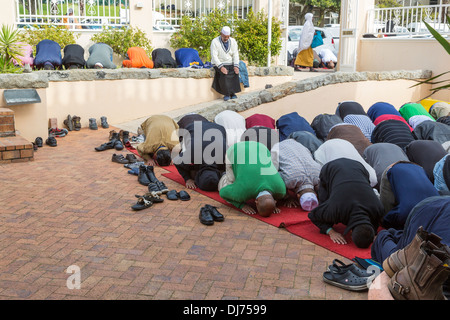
[199,204,224,226]
[95,130,129,151]
[89,117,109,130]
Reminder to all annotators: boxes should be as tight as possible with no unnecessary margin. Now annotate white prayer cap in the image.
[299,192,318,211]
[221,26,231,36]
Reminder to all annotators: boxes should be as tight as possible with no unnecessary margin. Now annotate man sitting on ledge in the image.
[210,26,241,101]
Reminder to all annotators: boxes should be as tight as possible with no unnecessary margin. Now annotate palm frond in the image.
[423,15,450,55]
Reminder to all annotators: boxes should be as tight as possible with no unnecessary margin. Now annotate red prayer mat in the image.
[160,164,373,260]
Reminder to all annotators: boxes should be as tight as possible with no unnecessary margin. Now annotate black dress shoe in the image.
[205,204,224,222]
[199,206,214,226]
[138,165,150,186]
[95,140,115,151]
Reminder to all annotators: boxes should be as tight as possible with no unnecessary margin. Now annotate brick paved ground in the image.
[0,126,367,300]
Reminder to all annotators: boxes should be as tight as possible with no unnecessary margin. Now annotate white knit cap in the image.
[299,192,318,211]
[221,26,231,36]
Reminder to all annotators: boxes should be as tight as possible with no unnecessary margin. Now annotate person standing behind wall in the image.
[294,13,315,71]
[210,26,241,101]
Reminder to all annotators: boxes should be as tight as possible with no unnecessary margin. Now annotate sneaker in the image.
[231,94,237,99]
[223,95,230,101]
[45,136,57,147]
[94,62,104,69]
[100,116,109,129]
[111,153,129,164]
[148,182,162,195]
[48,128,68,137]
[35,137,43,147]
[156,181,169,194]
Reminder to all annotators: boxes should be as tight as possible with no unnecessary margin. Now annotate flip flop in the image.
[177,190,190,201]
[166,190,178,200]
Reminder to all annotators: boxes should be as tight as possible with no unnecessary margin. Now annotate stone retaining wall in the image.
[170,70,433,122]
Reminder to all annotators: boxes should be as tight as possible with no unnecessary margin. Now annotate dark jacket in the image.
[308,158,384,235]
[173,121,226,183]
[62,44,86,68]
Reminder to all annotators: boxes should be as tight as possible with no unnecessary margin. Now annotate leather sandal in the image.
[131,195,153,211]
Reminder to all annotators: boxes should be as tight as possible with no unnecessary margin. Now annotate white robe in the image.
[298,13,315,52]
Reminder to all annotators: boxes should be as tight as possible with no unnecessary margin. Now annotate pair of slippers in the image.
[322,259,377,292]
[166,190,190,201]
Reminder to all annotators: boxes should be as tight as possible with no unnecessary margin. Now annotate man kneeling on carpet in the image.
[218,141,286,217]
[270,138,321,211]
[136,114,180,166]
[173,117,227,191]
[308,158,384,248]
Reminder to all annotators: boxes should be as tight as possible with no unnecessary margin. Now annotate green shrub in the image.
[18,25,79,54]
[169,10,234,62]
[169,9,282,67]
[234,10,282,66]
[90,26,152,58]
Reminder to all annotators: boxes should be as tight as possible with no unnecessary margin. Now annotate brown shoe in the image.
[383,226,445,277]
[111,153,129,164]
[109,130,117,140]
[388,242,450,300]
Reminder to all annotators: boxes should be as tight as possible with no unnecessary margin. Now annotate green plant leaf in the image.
[423,17,450,55]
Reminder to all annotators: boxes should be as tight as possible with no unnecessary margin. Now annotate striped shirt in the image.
[343,114,375,141]
[371,119,415,150]
[271,139,321,194]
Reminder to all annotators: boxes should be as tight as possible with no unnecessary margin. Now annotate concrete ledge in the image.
[0,65,294,88]
[167,69,433,122]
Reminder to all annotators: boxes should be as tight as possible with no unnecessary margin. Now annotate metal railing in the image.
[152,0,254,30]
[367,2,449,37]
[15,0,130,30]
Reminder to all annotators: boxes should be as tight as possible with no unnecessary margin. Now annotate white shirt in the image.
[214,110,246,150]
[318,48,337,63]
[210,36,240,68]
